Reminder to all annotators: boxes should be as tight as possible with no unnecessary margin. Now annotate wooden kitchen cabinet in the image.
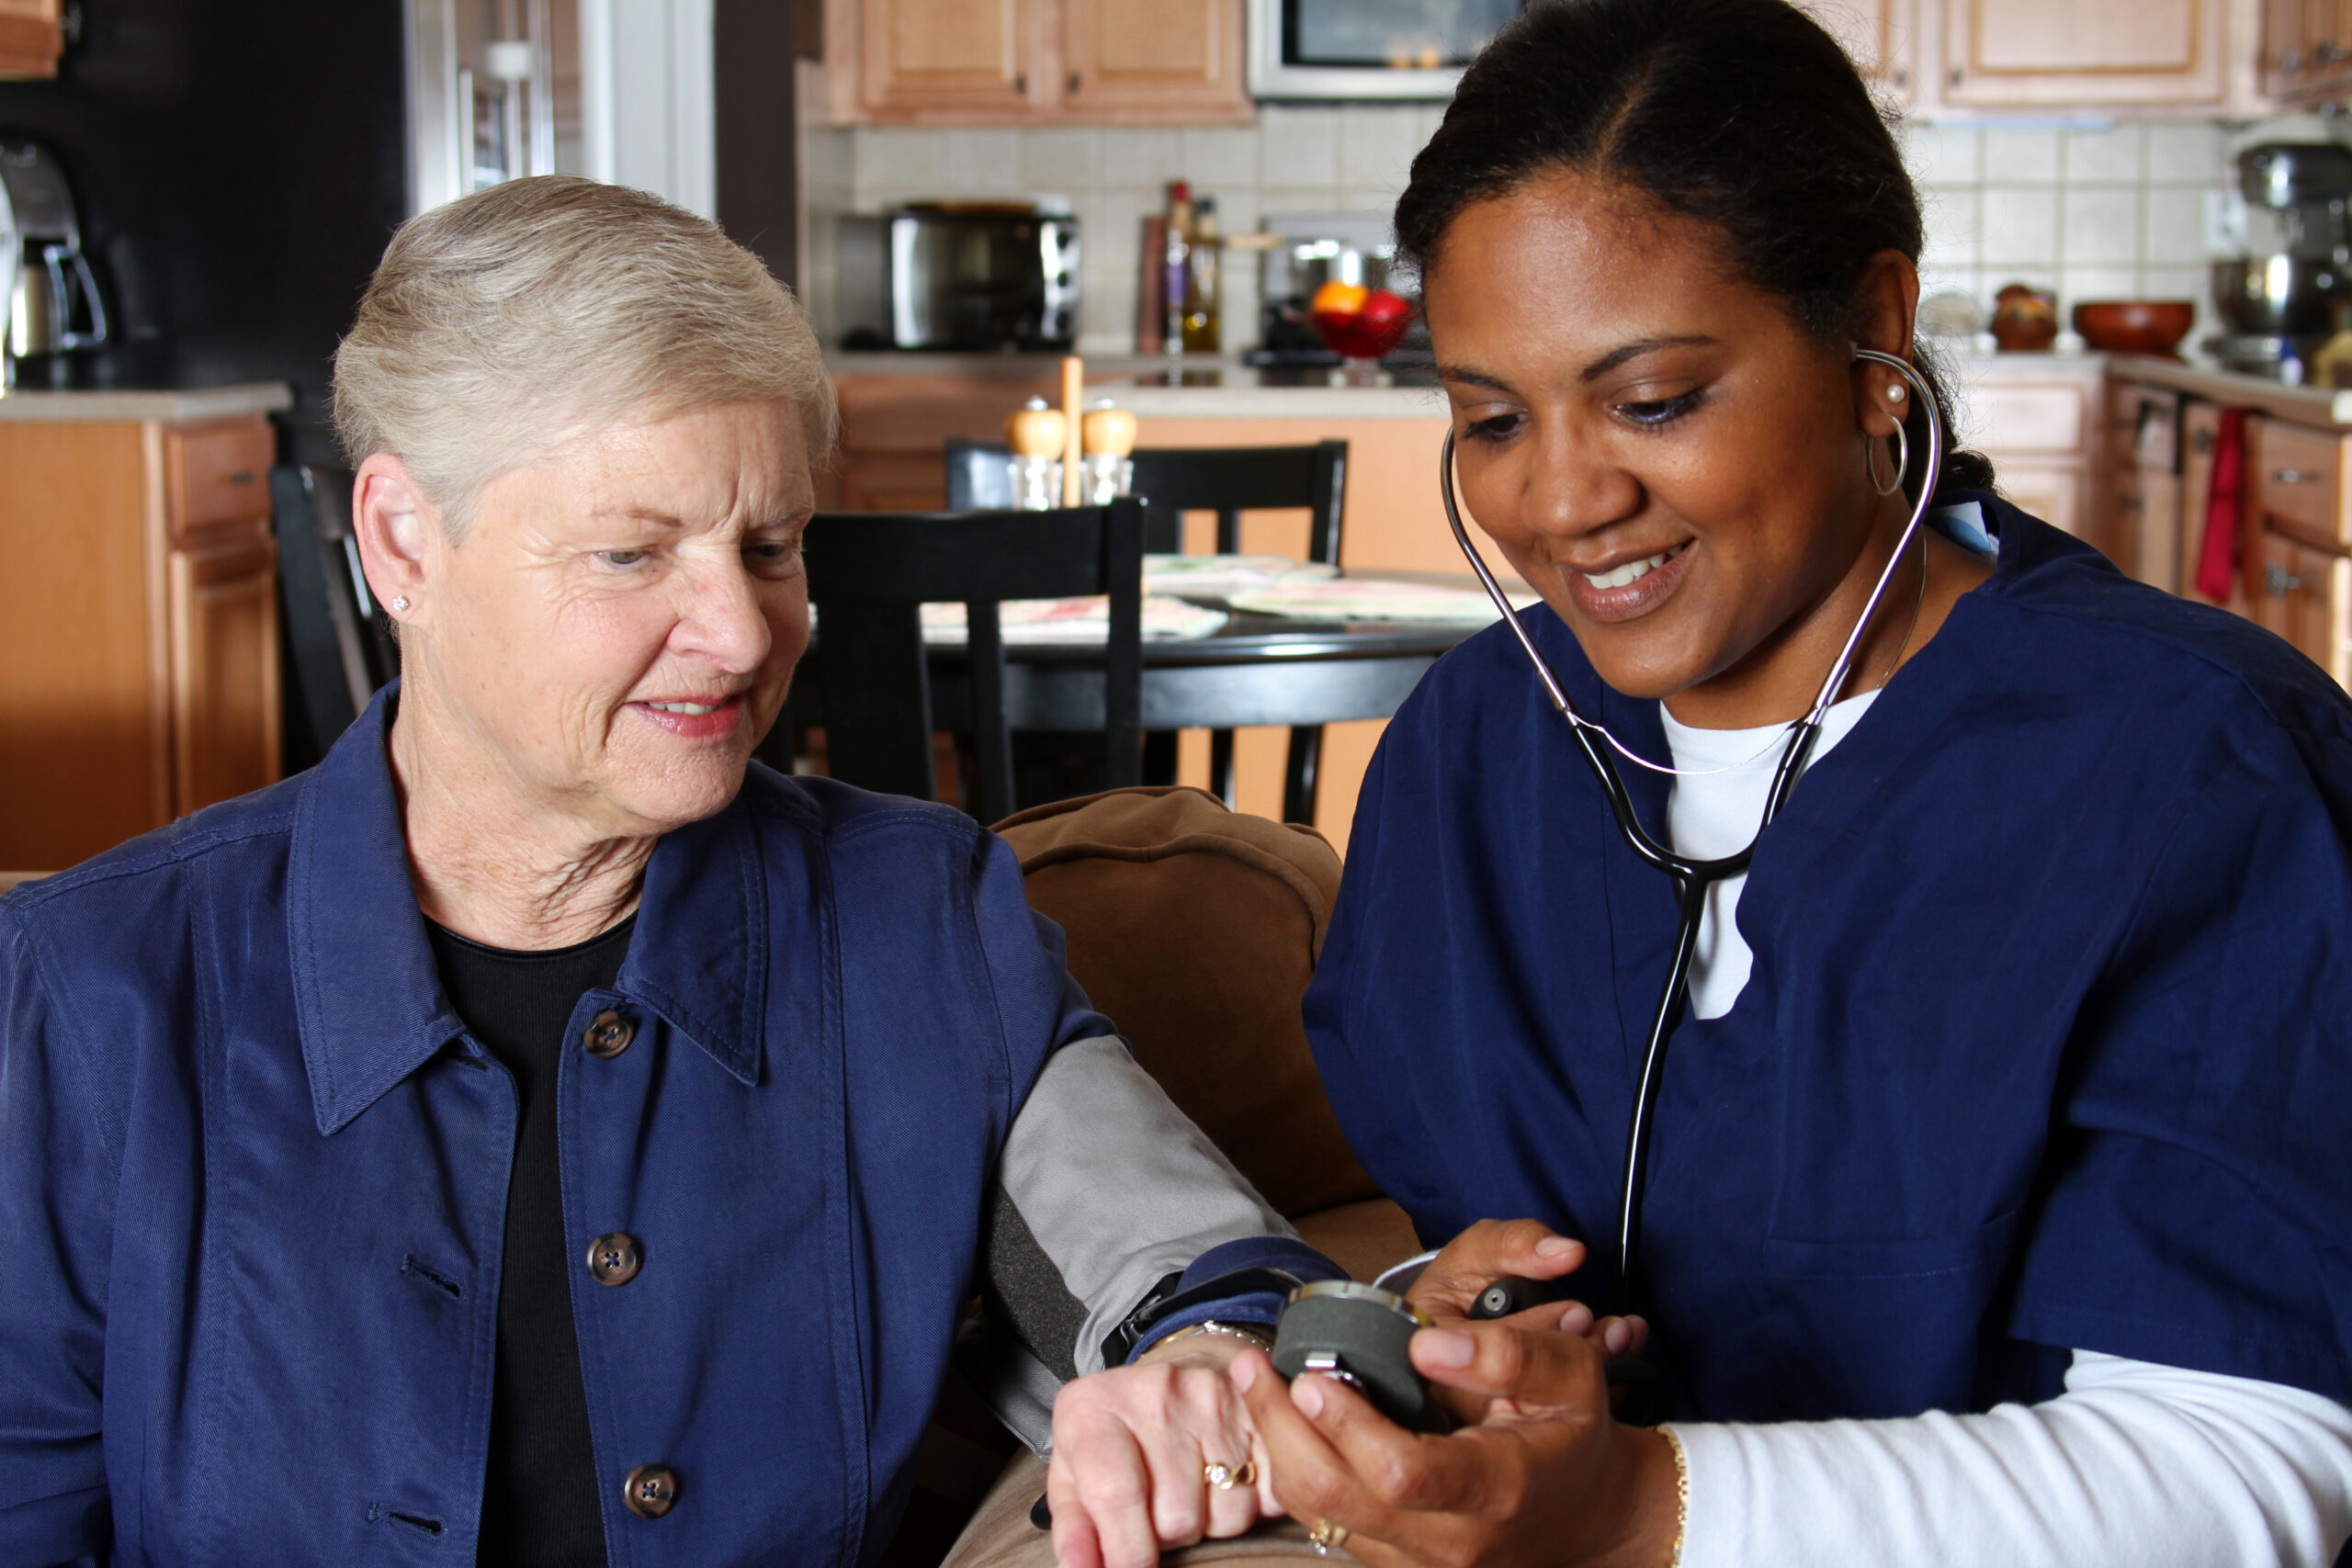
[2264,0,2352,96]
[1804,0,1917,98]
[828,0,1249,123]
[0,392,288,872]
[1941,0,2229,107]
[2248,523,2352,682]
[856,0,1035,117]
[1065,0,1247,118]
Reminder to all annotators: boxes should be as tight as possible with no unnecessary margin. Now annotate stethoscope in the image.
[1439,347,1947,1307]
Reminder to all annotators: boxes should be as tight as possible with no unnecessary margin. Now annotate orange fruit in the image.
[1309,280,1369,317]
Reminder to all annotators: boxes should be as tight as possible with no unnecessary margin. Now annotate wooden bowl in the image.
[2071,299,2196,356]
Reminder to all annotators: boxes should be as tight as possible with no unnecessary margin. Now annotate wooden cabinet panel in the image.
[0,423,170,870]
[1971,382,2086,453]
[1804,0,1913,95]
[2247,415,2348,549]
[2249,524,2352,683]
[166,419,276,536]
[859,0,1035,115]
[169,534,281,818]
[2267,0,2352,95]
[1066,0,1248,118]
[1996,462,2085,540]
[1944,0,2226,105]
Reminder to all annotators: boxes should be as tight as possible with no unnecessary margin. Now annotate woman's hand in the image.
[1046,1334,1277,1568]
[1230,1303,1679,1568]
[1403,1219,1648,1427]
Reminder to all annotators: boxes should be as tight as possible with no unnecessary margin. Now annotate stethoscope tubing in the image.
[1438,347,1948,1303]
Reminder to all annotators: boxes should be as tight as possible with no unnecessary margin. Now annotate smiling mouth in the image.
[644,699,732,716]
[1579,543,1689,591]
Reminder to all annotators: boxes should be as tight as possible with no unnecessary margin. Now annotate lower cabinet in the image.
[0,408,283,871]
[2248,522,2352,684]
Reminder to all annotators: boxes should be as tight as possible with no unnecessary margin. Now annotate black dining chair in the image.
[801,499,1148,826]
[945,439,1349,820]
[271,465,398,763]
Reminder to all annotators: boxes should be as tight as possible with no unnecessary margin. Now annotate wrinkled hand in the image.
[1231,1312,1679,1568]
[1046,1337,1277,1568]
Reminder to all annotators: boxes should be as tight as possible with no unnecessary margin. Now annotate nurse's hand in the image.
[1230,1314,1680,1568]
[1046,1334,1276,1568]
[1401,1219,1648,1427]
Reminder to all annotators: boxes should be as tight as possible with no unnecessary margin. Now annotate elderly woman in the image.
[0,177,1335,1566]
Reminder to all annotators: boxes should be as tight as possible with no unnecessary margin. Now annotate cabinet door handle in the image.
[1015,71,1027,94]
[2194,428,2216,454]
[1068,71,1080,94]
[2273,468,2323,483]
[2266,562,2308,595]
[227,470,255,485]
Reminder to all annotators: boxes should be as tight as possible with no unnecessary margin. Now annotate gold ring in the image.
[1203,1459,1256,1489]
[1308,1517,1350,1556]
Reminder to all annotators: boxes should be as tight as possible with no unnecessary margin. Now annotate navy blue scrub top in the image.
[0,687,1113,1566]
[1306,497,2352,1423]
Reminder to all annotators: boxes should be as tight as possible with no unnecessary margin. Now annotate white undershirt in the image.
[1657,699,2352,1565]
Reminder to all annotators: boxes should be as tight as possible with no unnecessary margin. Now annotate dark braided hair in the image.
[1396,0,1996,499]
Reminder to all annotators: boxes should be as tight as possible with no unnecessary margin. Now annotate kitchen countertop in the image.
[0,383,295,423]
[2102,354,2352,428]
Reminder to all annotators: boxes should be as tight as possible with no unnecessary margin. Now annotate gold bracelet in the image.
[1152,1319,1276,1354]
[1657,1425,1690,1568]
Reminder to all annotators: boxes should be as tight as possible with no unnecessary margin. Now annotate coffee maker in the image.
[0,141,110,380]
[2211,137,2352,380]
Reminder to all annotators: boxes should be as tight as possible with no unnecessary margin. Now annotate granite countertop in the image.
[0,383,295,423]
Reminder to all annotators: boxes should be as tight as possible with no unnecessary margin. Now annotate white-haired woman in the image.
[0,177,1336,1567]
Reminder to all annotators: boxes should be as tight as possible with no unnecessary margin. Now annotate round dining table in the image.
[780,577,1500,824]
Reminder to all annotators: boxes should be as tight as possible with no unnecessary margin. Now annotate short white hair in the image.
[333,175,837,532]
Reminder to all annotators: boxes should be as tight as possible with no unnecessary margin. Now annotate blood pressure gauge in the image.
[1272,1280,1447,1431]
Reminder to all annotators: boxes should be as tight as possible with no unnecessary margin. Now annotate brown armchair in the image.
[993,785,1418,1282]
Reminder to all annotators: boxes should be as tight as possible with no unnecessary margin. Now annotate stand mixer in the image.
[2211,138,2352,380]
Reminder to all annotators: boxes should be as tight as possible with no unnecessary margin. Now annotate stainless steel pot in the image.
[2212,254,2348,336]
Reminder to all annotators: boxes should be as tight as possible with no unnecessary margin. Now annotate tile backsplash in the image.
[801,108,2234,356]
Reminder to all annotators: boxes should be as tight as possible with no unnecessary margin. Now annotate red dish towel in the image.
[2197,407,2248,604]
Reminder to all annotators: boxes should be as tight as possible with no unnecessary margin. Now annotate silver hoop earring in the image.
[1867,420,1910,498]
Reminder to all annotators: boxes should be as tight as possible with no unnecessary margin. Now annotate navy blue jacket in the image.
[0,693,1113,1565]
[1306,499,2352,1422]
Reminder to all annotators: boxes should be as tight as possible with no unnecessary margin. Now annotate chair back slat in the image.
[804,499,1146,820]
[813,601,938,800]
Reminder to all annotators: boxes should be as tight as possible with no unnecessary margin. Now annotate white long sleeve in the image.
[1670,1352,2352,1567]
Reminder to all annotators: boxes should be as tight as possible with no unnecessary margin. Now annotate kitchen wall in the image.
[801,107,2235,357]
[1907,120,2229,344]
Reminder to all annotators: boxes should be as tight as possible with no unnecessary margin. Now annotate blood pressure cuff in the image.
[1105,1236,1348,1367]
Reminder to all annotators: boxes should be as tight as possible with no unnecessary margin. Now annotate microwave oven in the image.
[1247,0,1521,100]
[835,209,1080,353]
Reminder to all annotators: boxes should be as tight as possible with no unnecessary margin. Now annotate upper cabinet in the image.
[1942,0,2228,107]
[831,0,1249,123]
[2266,0,2352,97]
[1064,0,1247,118]
[857,0,1035,117]
[1805,0,1917,100]
[823,0,2285,125]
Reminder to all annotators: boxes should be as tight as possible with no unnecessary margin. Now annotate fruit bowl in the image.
[1309,281,1415,362]
[2071,299,2196,356]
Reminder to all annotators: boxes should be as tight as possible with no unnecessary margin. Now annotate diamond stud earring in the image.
[391,595,411,613]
